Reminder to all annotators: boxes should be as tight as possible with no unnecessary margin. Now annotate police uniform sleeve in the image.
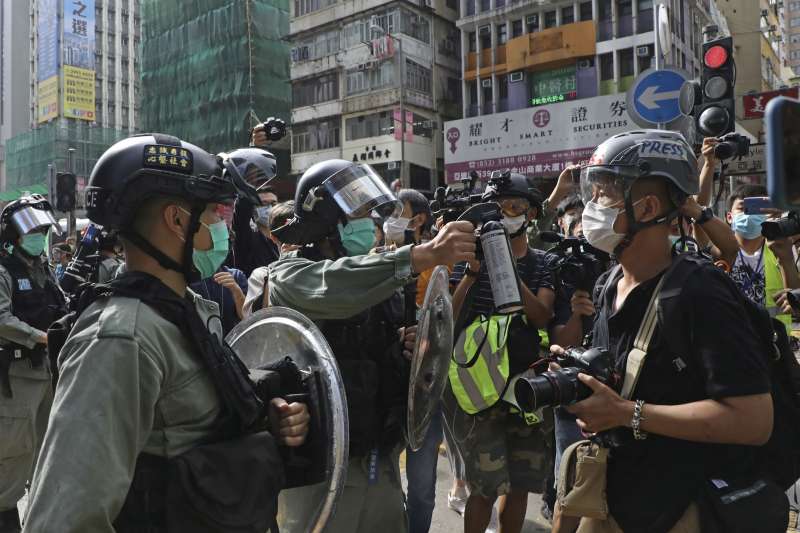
[268,245,415,320]
[23,320,163,532]
[0,265,44,348]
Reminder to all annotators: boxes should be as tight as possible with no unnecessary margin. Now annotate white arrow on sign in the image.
[638,85,681,110]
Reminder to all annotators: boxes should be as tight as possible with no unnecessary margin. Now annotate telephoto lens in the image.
[514,347,614,412]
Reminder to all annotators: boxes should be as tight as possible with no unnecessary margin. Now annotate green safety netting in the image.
[141,0,291,171]
[0,183,48,202]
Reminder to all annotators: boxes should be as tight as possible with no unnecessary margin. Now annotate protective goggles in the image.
[323,164,401,219]
[579,165,641,208]
[497,197,531,217]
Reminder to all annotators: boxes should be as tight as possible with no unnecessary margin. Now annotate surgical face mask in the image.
[732,213,766,240]
[338,218,376,256]
[384,216,411,245]
[253,205,272,226]
[193,220,230,279]
[20,233,46,257]
[669,234,681,245]
[582,201,625,254]
[502,214,527,234]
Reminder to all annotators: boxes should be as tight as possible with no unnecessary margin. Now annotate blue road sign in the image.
[626,68,690,127]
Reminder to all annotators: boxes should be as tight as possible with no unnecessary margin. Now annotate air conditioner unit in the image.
[423,0,432,7]
[509,71,524,82]
[636,45,650,57]
[481,79,492,87]
[301,46,310,60]
[761,9,769,17]
[479,25,491,35]
[388,161,399,170]
[370,15,379,28]
[577,58,592,69]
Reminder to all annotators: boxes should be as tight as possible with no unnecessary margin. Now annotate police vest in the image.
[449,314,514,414]
[319,292,408,457]
[1,254,66,344]
[763,245,792,332]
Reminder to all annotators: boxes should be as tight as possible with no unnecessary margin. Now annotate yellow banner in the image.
[37,76,59,123]
[63,65,95,121]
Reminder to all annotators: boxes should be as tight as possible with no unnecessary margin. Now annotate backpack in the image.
[656,253,800,490]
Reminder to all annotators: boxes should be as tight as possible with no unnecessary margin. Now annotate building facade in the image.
[3,0,140,198]
[0,0,32,191]
[289,0,463,191]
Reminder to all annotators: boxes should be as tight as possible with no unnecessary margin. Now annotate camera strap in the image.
[620,273,667,400]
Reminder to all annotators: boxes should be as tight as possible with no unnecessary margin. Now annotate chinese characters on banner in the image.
[62,0,96,121]
[742,88,799,119]
[530,66,578,107]
[37,0,59,122]
[393,108,414,142]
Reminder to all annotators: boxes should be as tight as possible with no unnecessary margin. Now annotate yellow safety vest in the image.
[763,246,792,333]
[449,314,513,414]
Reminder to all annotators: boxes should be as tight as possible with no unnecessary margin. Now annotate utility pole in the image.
[67,147,76,240]
[370,25,406,187]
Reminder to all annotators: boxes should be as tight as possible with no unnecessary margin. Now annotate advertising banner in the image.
[62,0,95,121]
[742,88,799,119]
[37,0,60,123]
[444,94,632,181]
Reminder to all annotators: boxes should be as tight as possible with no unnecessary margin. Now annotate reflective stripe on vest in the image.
[764,245,792,332]
[449,314,512,414]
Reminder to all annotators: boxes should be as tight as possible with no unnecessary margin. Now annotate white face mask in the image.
[582,201,625,254]
[502,214,527,234]
[383,216,411,245]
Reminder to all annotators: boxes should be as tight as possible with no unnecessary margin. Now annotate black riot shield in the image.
[406,265,454,451]
[226,307,348,533]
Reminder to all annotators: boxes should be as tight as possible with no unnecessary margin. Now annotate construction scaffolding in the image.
[140,0,291,173]
[4,120,132,194]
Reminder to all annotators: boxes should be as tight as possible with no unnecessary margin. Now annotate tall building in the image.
[783,0,800,76]
[444,0,721,183]
[0,0,32,191]
[140,0,292,188]
[289,0,463,192]
[3,0,141,201]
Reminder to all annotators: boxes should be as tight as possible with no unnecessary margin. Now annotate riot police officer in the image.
[270,159,476,533]
[24,134,309,533]
[0,196,66,533]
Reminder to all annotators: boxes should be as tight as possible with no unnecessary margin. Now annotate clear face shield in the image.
[321,164,402,219]
[218,148,276,205]
[579,166,639,208]
[11,205,60,237]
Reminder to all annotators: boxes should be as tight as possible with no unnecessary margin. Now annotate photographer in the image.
[447,172,555,533]
[725,184,799,330]
[529,164,582,250]
[550,130,778,533]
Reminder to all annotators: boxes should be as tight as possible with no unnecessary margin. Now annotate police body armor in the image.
[320,293,409,457]
[0,254,66,397]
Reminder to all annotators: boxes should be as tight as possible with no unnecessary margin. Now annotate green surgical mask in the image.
[20,233,46,257]
[193,220,230,279]
[337,218,376,257]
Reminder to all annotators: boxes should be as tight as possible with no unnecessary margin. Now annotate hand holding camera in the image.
[251,117,287,147]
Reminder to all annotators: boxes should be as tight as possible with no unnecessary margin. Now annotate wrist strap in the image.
[620,274,667,400]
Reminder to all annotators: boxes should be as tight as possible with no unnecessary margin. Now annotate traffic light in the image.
[55,172,77,212]
[694,36,736,137]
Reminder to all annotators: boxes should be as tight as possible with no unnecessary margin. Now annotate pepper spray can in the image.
[479,219,523,314]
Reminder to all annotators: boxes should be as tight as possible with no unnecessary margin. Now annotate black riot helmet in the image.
[0,194,60,244]
[219,147,278,193]
[482,170,543,209]
[273,159,401,245]
[86,133,259,279]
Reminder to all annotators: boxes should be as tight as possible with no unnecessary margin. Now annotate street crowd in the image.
[0,125,798,533]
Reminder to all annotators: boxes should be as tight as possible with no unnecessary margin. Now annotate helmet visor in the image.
[323,164,401,219]
[219,150,268,206]
[11,205,60,236]
[579,165,640,208]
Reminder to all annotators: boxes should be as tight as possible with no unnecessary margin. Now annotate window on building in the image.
[346,60,395,95]
[636,43,654,72]
[526,14,539,33]
[498,74,509,111]
[293,73,339,107]
[412,113,433,138]
[791,1,800,9]
[468,31,477,52]
[466,0,475,16]
[294,29,341,62]
[619,48,634,77]
[617,0,633,37]
[599,52,614,81]
[791,17,800,27]
[561,6,575,24]
[346,111,394,140]
[479,27,491,49]
[446,0,458,11]
[479,0,490,12]
[294,0,337,17]
[293,118,341,153]
[401,10,430,43]
[544,10,557,28]
[512,19,523,37]
[598,0,612,40]
[497,24,507,44]
[790,50,800,59]
[792,34,800,43]
[482,81,493,113]
[580,1,593,21]
[405,59,432,94]
[446,77,462,104]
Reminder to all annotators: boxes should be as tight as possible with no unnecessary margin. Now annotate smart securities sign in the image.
[444,94,631,181]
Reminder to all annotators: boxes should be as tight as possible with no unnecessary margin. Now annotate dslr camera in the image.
[714,132,750,161]
[514,347,617,411]
[761,210,800,240]
[541,233,610,293]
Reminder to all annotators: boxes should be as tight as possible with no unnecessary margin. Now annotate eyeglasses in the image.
[498,198,530,216]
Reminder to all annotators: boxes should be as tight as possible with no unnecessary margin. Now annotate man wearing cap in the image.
[0,195,66,533]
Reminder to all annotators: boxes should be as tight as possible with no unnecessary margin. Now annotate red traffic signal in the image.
[695,36,735,137]
[703,45,729,69]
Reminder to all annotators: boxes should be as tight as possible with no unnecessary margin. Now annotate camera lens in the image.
[514,368,580,411]
[714,141,734,160]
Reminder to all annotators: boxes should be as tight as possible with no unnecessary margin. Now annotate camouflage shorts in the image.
[443,387,554,499]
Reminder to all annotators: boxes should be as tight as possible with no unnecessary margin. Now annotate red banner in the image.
[742,87,799,119]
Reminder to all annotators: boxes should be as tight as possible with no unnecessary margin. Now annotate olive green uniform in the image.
[269,245,415,533]
[23,291,223,533]
[0,258,56,518]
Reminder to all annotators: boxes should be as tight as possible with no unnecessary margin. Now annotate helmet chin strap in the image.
[612,190,677,257]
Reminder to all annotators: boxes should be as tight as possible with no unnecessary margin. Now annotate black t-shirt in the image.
[592,261,770,533]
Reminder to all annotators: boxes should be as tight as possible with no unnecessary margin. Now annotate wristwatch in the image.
[694,206,714,226]
[464,265,479,278]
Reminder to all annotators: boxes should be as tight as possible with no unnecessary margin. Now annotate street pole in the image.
[397,36,407,188]
[67,147,76,241]
[654,1,664,130]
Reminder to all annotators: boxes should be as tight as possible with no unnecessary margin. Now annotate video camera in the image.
[429,171,484,223]
[539,232,610,293]
[514,346,618,411]
[59,224,102,297]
